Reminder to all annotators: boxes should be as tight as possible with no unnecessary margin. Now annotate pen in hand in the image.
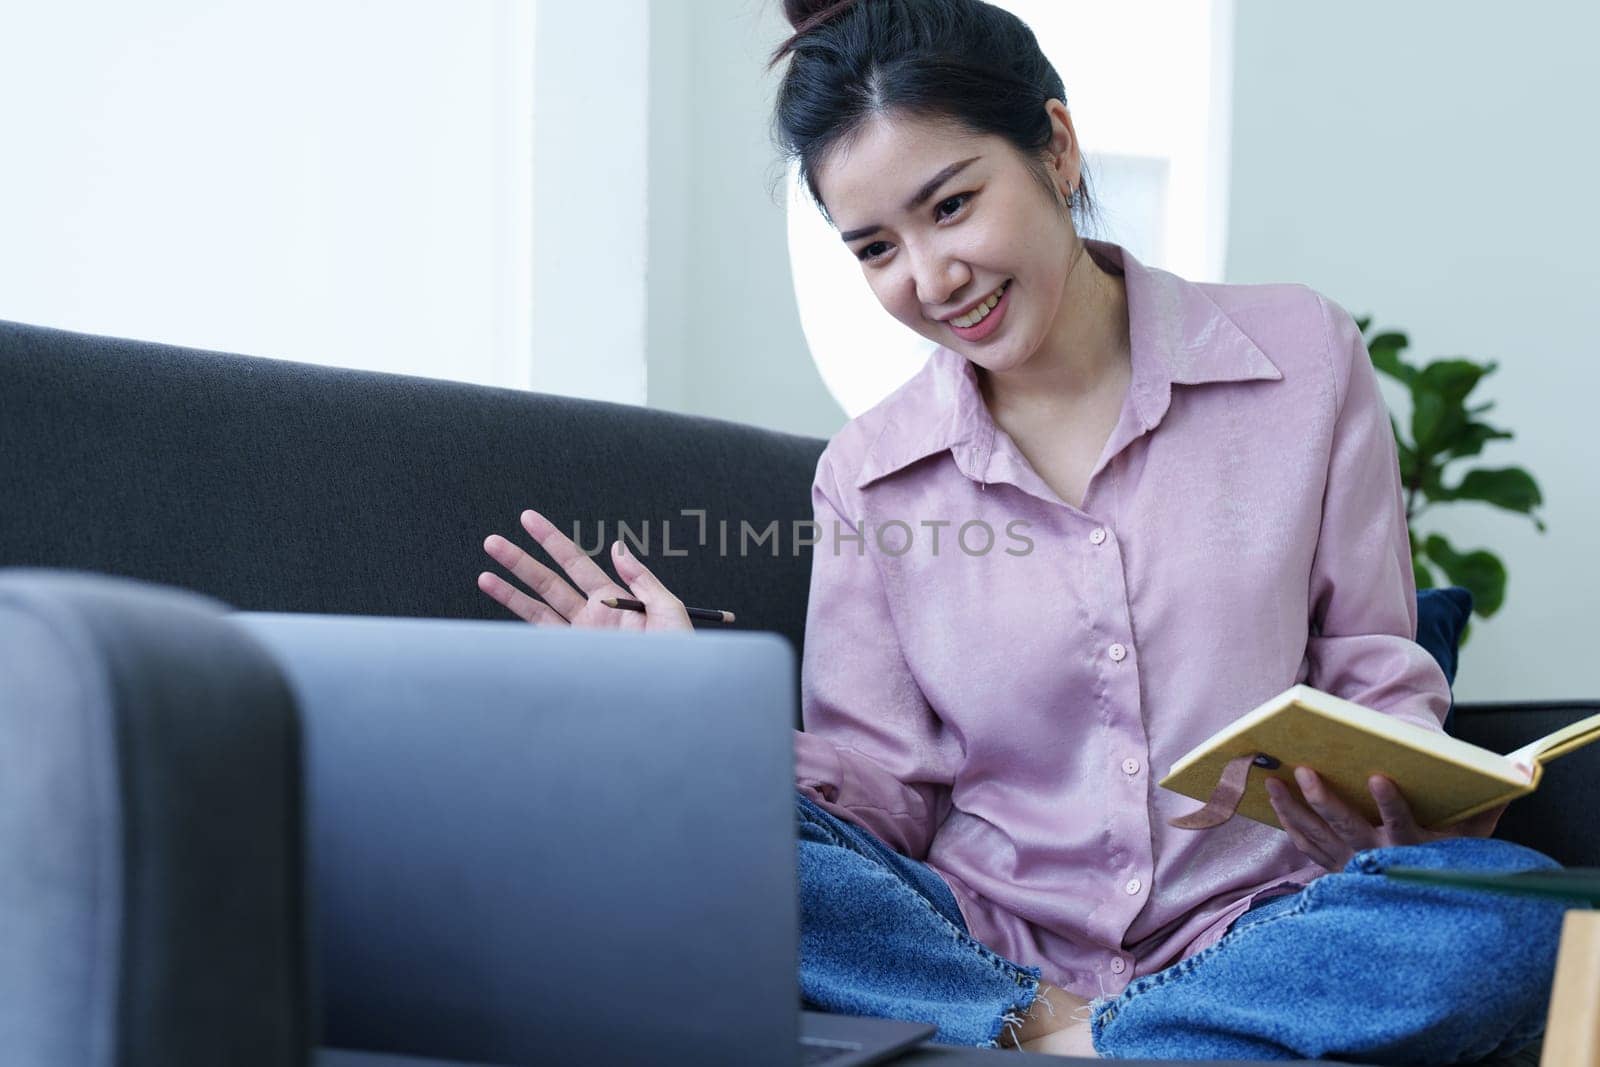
[601,596,736,624]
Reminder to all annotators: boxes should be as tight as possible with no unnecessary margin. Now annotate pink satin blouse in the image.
[792,238,1450,1002]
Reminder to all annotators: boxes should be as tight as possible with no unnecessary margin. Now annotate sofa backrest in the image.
[1447,702,1599,867]
[0,318,827,679]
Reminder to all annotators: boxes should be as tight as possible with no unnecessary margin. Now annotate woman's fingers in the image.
[1267,766,1485,869]
[483,530,587,619]
[611,540,693,632]
[1292,767,1377,853]
[1266,778,1340,870]
[478,507,693,633]
[476,570,570,626]
[1368,775,1423,841]
[521,509,626,600]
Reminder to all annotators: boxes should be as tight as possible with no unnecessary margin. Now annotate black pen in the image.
[601,596,736,624]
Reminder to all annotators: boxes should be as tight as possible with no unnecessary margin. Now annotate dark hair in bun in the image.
[767,0,1099,232]
[778,0,864,41]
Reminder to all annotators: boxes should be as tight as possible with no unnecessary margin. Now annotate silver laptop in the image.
[233,613,938,1067]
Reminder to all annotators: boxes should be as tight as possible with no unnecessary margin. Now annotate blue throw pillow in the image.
[1415,585,1473,734]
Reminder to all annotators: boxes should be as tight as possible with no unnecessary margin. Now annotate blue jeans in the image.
[796,788,1583,1061]
[796,789,1044,1048]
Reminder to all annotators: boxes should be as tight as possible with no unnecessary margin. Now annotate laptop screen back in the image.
[232,614,800,1067]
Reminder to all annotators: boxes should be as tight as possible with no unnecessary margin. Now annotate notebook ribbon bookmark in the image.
[1168,752,1260,829]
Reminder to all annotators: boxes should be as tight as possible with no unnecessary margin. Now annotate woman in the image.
[477,0,1572,1059]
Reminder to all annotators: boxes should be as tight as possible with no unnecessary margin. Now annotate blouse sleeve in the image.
[1302,292,1452,733]
[792,446,961,860]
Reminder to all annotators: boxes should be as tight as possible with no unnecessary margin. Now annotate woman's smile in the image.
[948,278,1012,341]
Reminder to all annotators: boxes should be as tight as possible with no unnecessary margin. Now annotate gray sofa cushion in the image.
[0,569,310,1067]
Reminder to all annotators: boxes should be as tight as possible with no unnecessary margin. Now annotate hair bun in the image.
[781,0,862,34]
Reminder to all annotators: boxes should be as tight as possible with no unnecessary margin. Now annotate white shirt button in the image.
[1125,878,1142,895]
[1090,527,1106,545]
[1122,758,1140,775]
[1108,643,1127,662]
[1110,957,1126,974]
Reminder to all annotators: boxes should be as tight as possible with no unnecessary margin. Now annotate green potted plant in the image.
[1357,317,1547,646]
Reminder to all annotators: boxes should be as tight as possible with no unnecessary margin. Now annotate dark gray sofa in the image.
[1,317,1593,1066]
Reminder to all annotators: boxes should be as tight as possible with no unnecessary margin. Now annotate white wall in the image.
[646,0,846,438]
[1228,0,1599,701]
[533,0,649,404]
[0,1,537,390]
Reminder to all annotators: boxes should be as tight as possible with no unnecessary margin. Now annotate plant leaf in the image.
[1423,533,1506,617]
[1413,551,1437,590]
[1442,421,1514,461]
[1367,331,1416,386]
[1410,359,1492,454]
[1439,466,1544,515]
[1395,421,1421,484]
[1419,459,1447,498]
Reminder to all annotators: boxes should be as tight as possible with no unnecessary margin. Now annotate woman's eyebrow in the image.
[839,156,983,243]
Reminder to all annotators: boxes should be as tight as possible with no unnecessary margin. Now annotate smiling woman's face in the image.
[814,102,1085,377]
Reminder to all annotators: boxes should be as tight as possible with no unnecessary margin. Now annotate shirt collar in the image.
[854,239,1283,491]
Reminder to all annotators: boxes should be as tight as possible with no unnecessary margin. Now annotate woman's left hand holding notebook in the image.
[1266,768,1511,873]
[477,508,694,633]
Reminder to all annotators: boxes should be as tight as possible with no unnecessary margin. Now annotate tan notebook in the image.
[1159,684,1600,832]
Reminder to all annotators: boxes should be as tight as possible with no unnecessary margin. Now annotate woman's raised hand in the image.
[478,508,693,633]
